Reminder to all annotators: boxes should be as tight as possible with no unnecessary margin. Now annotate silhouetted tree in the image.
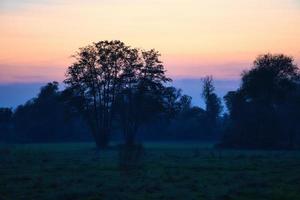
[219,54,300,149]
[0,108,13,142]
[65,41,133,148]
[241,54,299,104]
[116,49,171,146]
[13,82,89,143]
[141,86,209,141]
[178,95,192,113]
[201,76,222,135]
[65,41,171,148]
[162,87,182,121]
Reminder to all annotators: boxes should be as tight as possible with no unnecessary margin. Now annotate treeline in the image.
[219,54,300,149]
[0,82,91,143]
[1,40,300,150]
[0,80,222,144]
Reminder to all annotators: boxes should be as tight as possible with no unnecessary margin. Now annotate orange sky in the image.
[1,0,300,83]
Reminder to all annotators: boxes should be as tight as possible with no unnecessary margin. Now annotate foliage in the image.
[219,54,300,149]
[0,108,13,142]
[12,82,90,143]
[65,40,171,148]
[201,76,223,136]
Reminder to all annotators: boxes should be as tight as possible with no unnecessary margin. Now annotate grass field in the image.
[0,142,300,200]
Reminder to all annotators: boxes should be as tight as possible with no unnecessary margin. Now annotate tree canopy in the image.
[64,40,171,148]
[219,54,300,149]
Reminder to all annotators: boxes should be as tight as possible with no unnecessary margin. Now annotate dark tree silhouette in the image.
[12,82,89,143]
[201,76,222,135]
[219,54,300,149]
[178,95,192,113]
[162,87,182,121]
[241,54,299,104]
[140,86,210,141]
[116,49,171,146]
[0,108,13,142]
[65,41,171,148]
[65,41,132,148]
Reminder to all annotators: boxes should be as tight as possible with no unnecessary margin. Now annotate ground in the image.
[0,142,300,200]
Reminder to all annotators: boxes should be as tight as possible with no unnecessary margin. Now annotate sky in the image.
[0,0,300,107]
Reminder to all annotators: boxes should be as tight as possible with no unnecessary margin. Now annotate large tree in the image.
[65,41,131,148]
[220,54,300,149]
[65,41,170,148]
[241,54,299,104]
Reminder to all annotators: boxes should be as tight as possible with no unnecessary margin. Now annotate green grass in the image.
[0,142,300,200]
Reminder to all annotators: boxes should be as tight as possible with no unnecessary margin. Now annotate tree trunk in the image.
[124,122,138,147]
[95,129,109,149]
[90,118,110,149]
[125,131,135,147]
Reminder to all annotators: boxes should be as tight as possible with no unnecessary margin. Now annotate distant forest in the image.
[1,41,300,150]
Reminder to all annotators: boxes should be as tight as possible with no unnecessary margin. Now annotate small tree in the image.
[162,87,182,121]
[201,76,222,135]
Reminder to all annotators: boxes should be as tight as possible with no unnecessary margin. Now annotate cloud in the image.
[0,0,47,11]
[0,63,65,83]
[0,0,141,12]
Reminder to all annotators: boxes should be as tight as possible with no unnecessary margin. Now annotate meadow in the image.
[0,142,300,200]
